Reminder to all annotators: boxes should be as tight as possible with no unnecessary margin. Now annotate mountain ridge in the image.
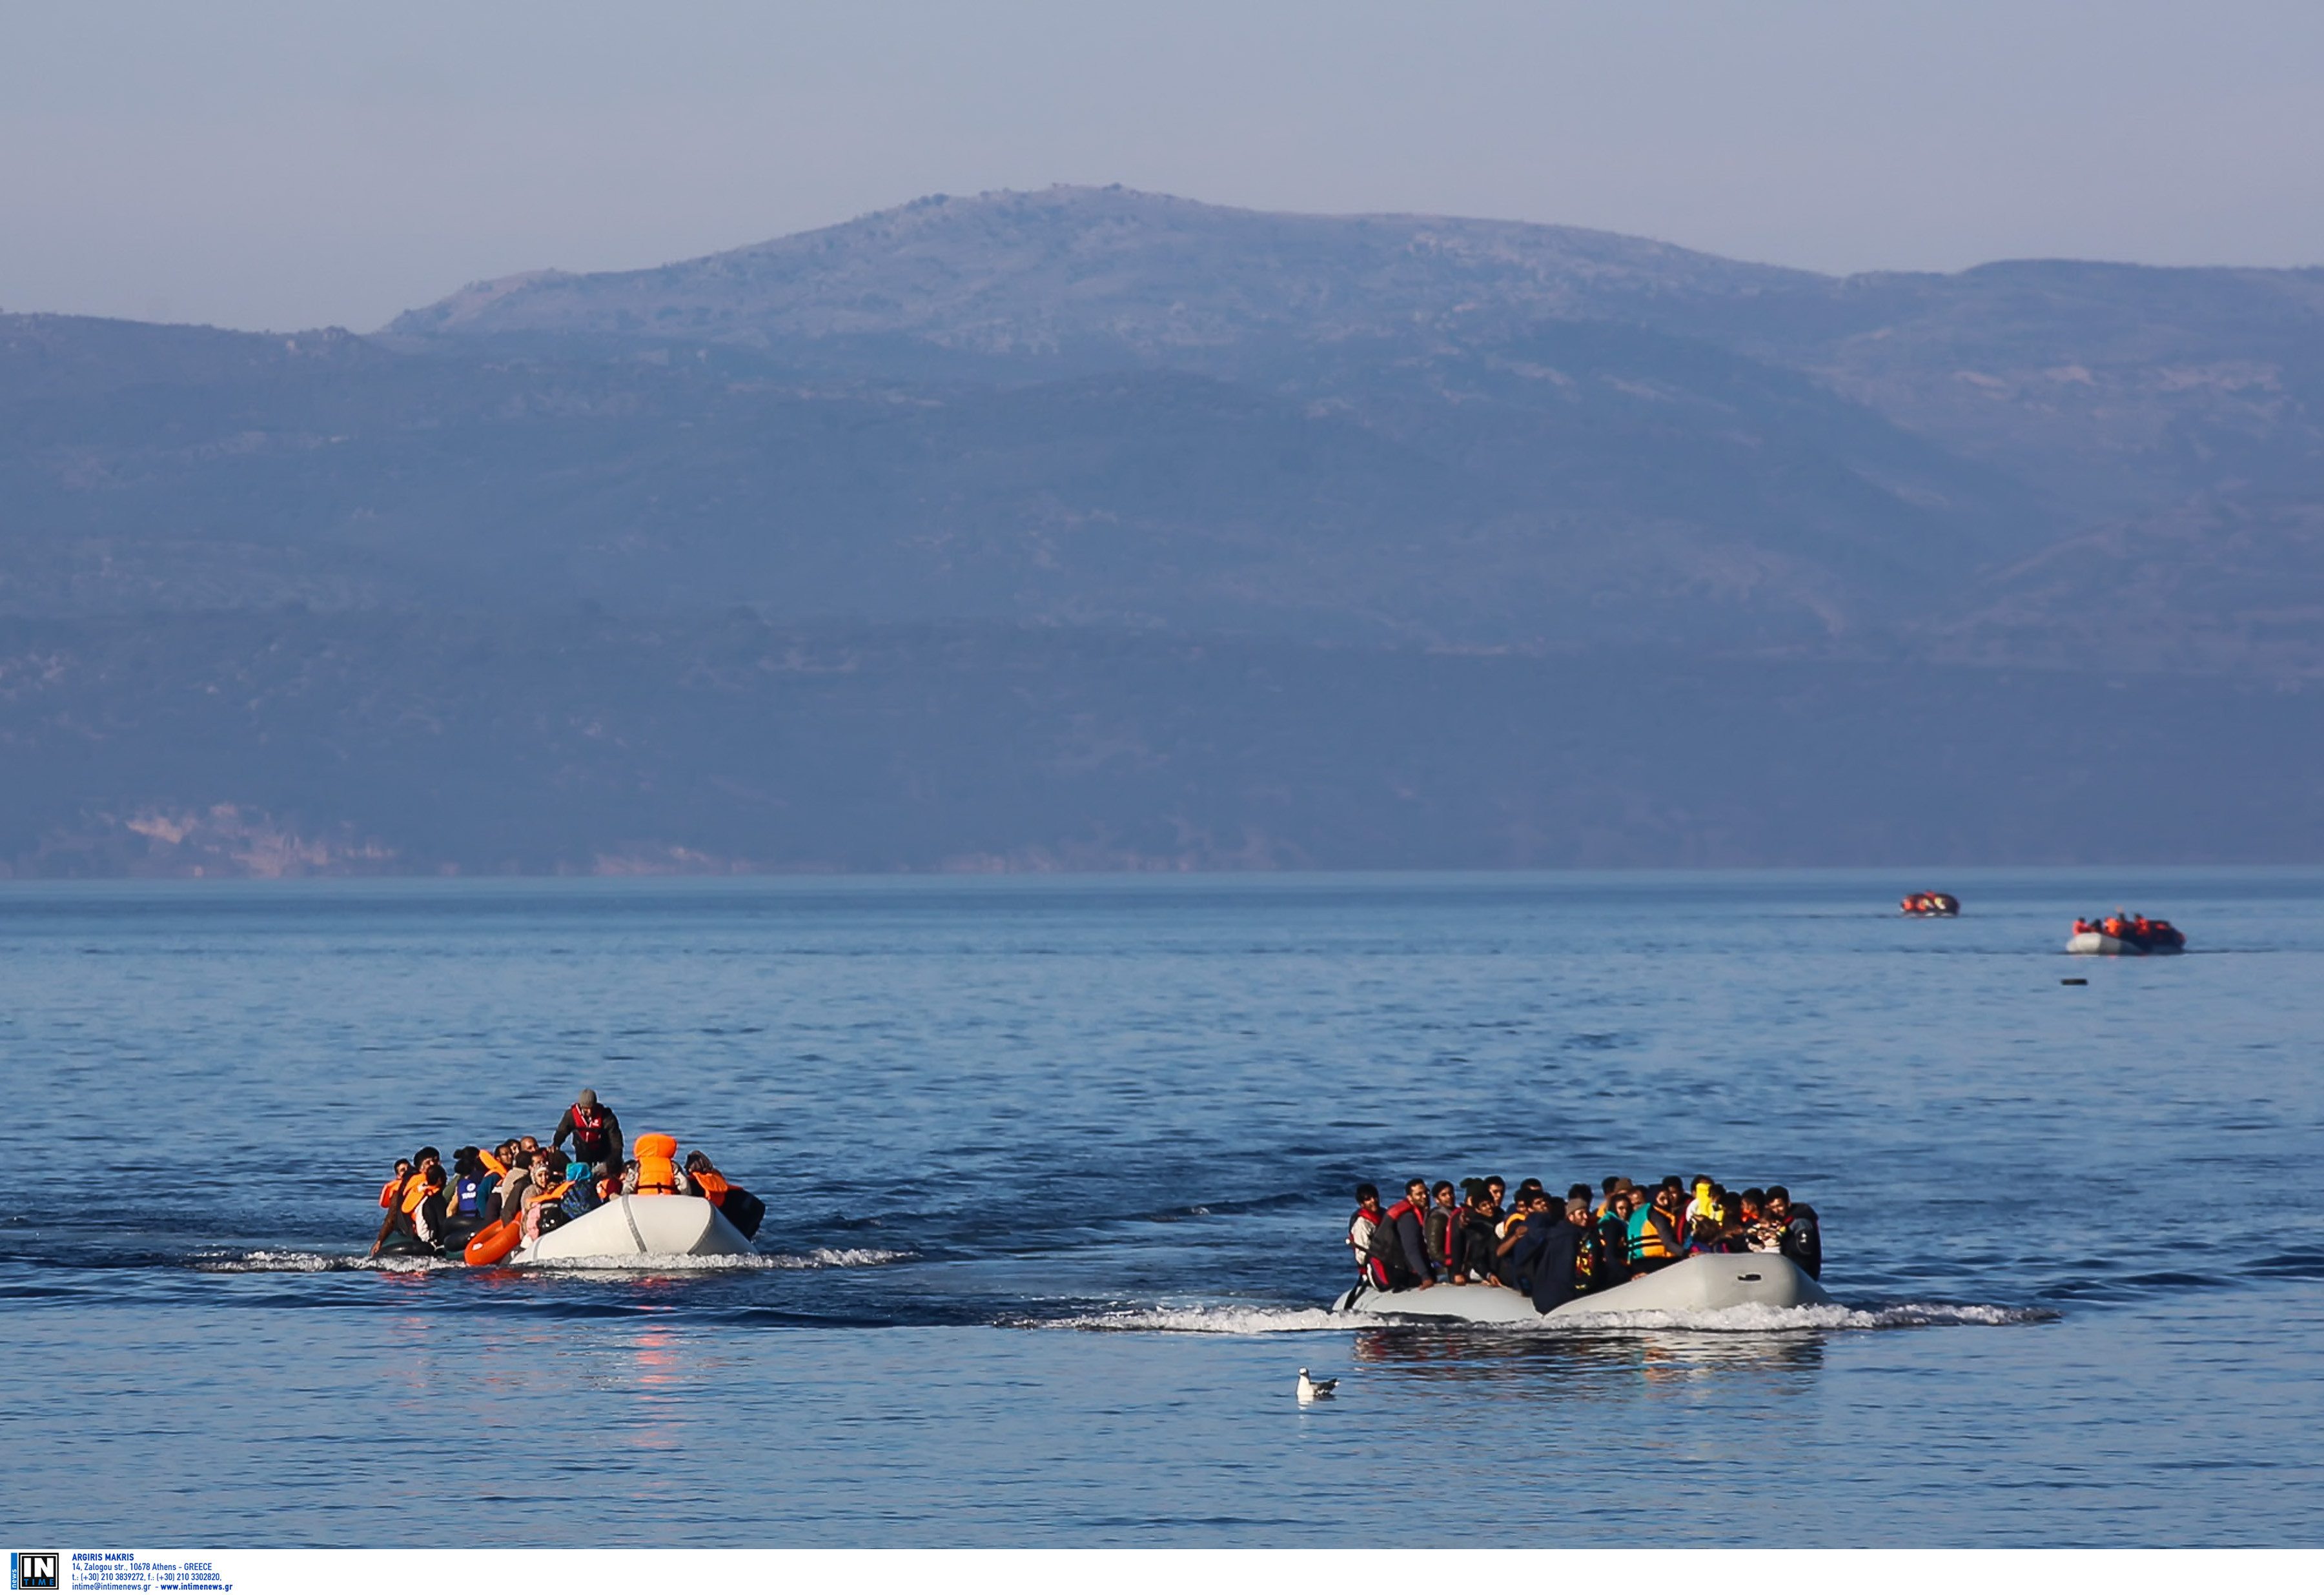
[384,185,1821,352]
[7,187,2324,871]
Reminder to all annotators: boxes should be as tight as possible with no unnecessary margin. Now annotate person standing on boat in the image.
[552,1088,623,1175]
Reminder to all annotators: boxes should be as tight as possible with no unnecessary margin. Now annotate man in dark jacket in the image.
[1368,1179,1436,1290]
[551,1088,623,1174]
[1423,1181,1460,1279]
[1593,1180,1633,1289]
[1766,1186,1822,1279]
[1514,1199,1589,1312]
[1458,1181,1505,1285]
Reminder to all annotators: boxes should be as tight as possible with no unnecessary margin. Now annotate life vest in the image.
[524,1177,573,1209]
[693,1168,730,1206]
[401,1171,443,1215]
[378,1177,405,1209]
[451,1175,489,1218]
[1627,1204,1676,1262]
[568,1102,613,1160]
[633,1133,680,1196]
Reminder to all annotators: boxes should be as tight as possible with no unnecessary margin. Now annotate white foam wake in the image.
[1535,1300,2051,1332]
[192,1245,912,1274]
[194,1250,460,1274]
[1050,1299,2049,1335]
[523,1246,911,1273]
[772,1246,913,1270]
[1052,1304,1351,1334]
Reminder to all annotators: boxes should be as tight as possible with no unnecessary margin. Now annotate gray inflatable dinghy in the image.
[1329,1252,1830,1323]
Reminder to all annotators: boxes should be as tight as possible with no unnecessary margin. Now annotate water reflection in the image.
[1350,1323,1828,1385]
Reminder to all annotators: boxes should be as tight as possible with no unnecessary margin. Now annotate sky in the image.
[3,0,2321,332]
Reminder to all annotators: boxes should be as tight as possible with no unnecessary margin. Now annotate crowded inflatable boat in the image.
[1334,1171,1827,1321]
[1899,891,1960,917]
[2066,912,2186,955]
[370,1088,766,1266]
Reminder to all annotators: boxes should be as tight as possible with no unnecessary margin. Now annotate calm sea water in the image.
[4,871,2321,1547]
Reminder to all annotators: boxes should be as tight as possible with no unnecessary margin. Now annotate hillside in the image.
[5,187,2322,873]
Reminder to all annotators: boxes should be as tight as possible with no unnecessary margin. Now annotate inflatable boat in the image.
[1901,891,1960,917]
[1329,1253,1831,1323]
[509,1195,757,1266]
[2066,917,2186,956]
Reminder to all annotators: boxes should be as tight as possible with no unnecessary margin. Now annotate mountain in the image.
[5,187,2322,873]
[383,185,1817,354]
[389,186,2324,534]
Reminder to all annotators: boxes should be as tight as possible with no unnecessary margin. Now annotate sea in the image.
[4,869,2321,1547]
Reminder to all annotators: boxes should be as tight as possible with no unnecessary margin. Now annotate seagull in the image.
[1296,1368,1338,1403]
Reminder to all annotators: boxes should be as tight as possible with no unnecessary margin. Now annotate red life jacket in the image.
[568,1102,612,1158]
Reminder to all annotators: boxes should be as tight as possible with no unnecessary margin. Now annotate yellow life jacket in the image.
[1629,1204,1676,1261]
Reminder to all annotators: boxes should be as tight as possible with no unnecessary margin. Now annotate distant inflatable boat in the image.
[2066,915,2186,956]
[511,1195,756,1266]
[1329,1253,1831,1323]
[1900,891,1960,917]
[2066,931,2185,957]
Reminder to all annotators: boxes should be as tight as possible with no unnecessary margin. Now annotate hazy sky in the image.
[5,1,2321,332]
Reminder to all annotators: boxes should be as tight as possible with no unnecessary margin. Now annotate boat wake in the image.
[1047,1299,2051,1334]
[1532,1299,2054,1332]
[192,1249,458,1274]
[1052,1304,1351,1334]
[522,1246,912,1274]
[189,1246,913,1274]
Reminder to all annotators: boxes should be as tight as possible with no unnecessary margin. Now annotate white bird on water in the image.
[1296,1368,1338,1403]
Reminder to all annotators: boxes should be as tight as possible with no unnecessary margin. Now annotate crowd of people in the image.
[369,1088,764,1258]
[1347,1172,1822,1314]
[2072,911,2185,950]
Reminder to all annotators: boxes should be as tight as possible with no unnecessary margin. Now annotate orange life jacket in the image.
[634,1133,680,1196]
[1628,1203,1677,1261]
[401,1170,443,1215]
[379,1177,405,1209]
[692,1168,730,1206]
